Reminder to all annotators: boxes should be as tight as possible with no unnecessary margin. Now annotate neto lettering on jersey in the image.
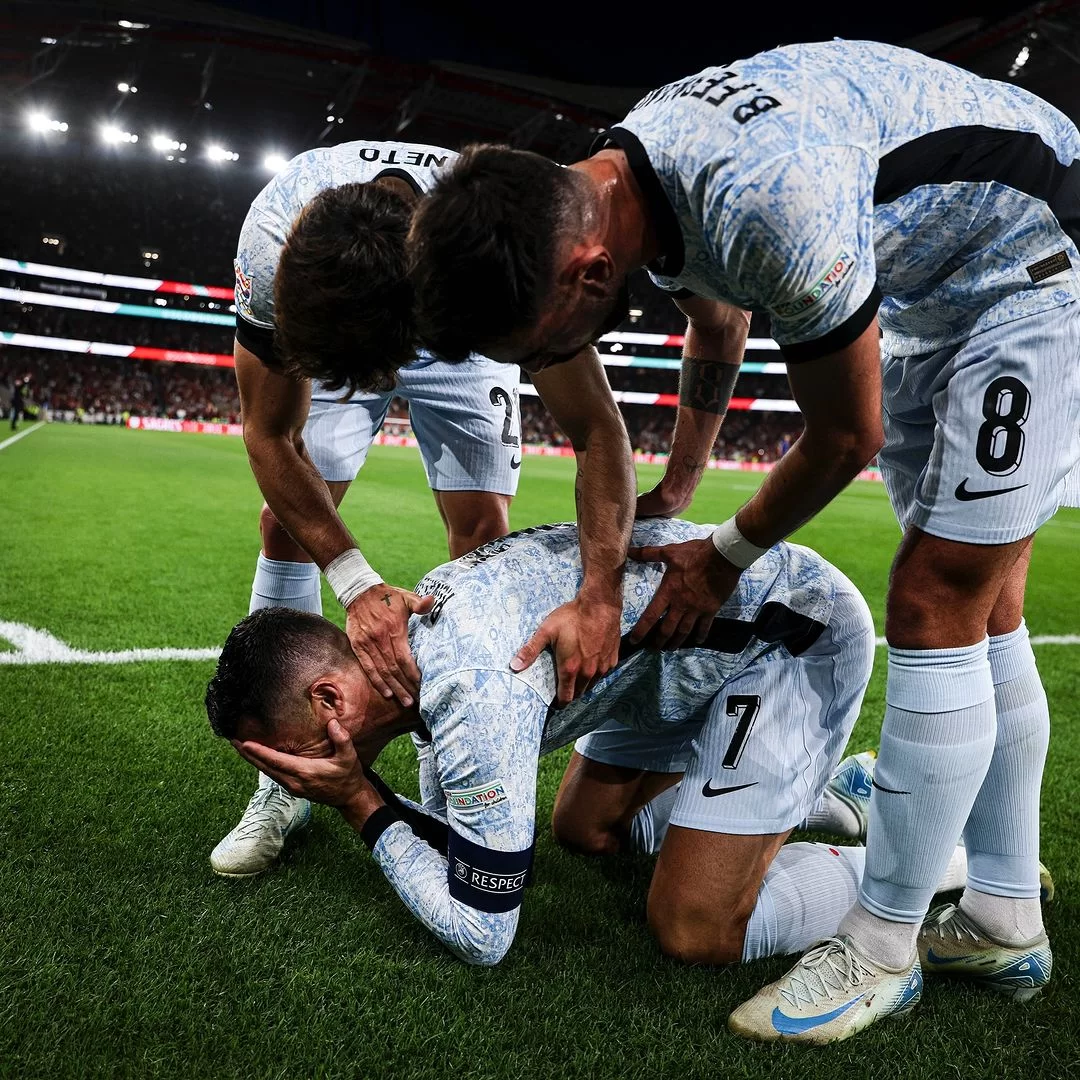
[356,147,448,168]
[631,70,782,126]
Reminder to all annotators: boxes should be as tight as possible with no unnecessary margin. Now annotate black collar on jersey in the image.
[372,167,424,196]
[591,126,685,280]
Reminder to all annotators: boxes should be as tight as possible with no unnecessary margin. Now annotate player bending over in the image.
[208,519,965,967]
[410,41,1074,1038]
[217,139,631,876]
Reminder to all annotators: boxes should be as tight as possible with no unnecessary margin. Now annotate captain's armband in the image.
[447,829,535,913]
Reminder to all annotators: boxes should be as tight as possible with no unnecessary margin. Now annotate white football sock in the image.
[853,642,996,967]
[959,888,1045,945]
[741,843,968,963]
[938,844,968,892]
[959,620,1047,943]
[249,553,323,615]
[628,783,680,855]
[742,843,864,961]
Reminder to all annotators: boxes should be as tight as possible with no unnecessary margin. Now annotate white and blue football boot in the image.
[728,936,922,1044]
[917,903,1052,1002]
[210,774,312,877]
[1039,862,1055,904]
[802,750,876,840]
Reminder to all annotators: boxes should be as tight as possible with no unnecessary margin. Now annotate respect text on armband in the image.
[631,70,782,126]
[447,830,535,913]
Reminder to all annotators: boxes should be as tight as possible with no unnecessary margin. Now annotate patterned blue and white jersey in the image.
[604,40,1080,360]
[233,140,457,362]
[368,518,843,964]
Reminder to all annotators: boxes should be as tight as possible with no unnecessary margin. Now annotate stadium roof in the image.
[3,0,1079,165]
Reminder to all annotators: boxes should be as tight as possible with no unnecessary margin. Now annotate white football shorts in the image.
[879,300,1080,543]
[573,575,875,835]
[304,353,522,494]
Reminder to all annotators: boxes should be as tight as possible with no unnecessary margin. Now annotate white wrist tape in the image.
[325,548,383,610]
[710,517,770,570]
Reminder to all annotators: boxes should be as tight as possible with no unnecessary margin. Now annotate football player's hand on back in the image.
[510,592,623,708]
[346,584,434,708]
[627,538,742,649]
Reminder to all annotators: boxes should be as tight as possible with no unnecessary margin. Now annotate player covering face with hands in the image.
[207,519,992,976]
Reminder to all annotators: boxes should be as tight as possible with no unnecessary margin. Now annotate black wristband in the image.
[362,764,450,856]
[359,804,404,851]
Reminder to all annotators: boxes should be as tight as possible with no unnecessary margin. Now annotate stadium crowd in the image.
[1,148,797,456]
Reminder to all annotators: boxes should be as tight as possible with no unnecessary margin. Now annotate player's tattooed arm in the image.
[238,341,433,705]
[637,299,750,519]
[679,357,740,414]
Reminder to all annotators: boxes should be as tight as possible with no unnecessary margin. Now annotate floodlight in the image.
[101,124,137,144]
[1010,45,1030,76]
[27,112,67,133]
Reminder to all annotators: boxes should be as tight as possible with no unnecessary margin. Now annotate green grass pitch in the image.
[1,423,1078,1080]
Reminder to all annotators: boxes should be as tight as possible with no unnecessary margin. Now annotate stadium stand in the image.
[0,145,802,458]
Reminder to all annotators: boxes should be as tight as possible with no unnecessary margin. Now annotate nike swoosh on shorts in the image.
[954,478,1028,501]
[701,780,759,798]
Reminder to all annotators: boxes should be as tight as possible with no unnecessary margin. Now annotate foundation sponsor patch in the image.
[773,251,855,319]
[446,782,508,812]
[233,259,254,319]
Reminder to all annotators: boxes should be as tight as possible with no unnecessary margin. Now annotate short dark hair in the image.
[205,608,347,740]
[409,144,580,362]
[274,182,415,394]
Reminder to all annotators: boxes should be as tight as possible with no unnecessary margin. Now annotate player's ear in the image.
[560,243,612,296]
[309,678,345,720]
[579,246,615,300]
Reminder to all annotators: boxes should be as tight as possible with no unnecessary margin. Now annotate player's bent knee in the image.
[648,905,745,966]
[550,810,621,856]
[647,895,750,966]
[453,512,510,554]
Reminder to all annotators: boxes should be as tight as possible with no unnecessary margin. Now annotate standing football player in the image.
[215,140,634,877]
[410,41,1078,1041]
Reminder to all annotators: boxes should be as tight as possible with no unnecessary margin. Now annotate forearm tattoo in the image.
[680,455,707,479]
[678,357,740,414]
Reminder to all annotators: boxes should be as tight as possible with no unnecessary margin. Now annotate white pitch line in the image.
[0,621,219,665]
[873,635,1080,647]
[0,421,44,453]
[1,619,1078,666]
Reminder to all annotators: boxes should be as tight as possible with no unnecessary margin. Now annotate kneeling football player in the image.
[206,519,966,966]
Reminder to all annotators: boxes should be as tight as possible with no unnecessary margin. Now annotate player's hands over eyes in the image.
[628,538,742,649]
[234,719,370,809]
[346,584,435,708]
[510,592,623,708]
